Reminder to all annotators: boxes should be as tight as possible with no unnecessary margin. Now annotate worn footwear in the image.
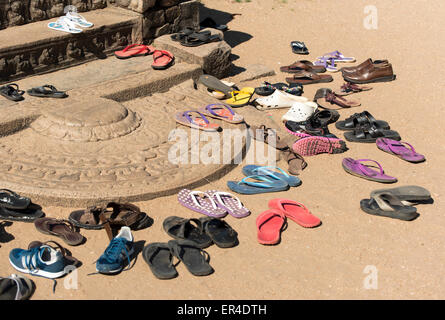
[34,218,84,246]
[343,63,396,84]
[281,101,318,122]
[250,125,289,150]
[376,138,425,163]
[314,88,361,108]
[0,189,30,210]
[360,193,419,221]
[290,41,309,55]
[168,240,214,276]
[344,124,401,143]
[200,217,238,248]
[370,186,431,204]
[342,158,397,183]
[96,227,134,274]
[280,60,325,73]
[0,84,25,101]
[142,242,178,280]
[292,136,348,156]
[27,85,68,98]
[0,274,34,300]
[255,89,308,110]
[341,58,389,75]
[336,82,372,96]
[163,216,213,248]
[335,111,389,131]
[256,209,286,245]
[286,70,333,85]
[0,203,44,223]
[268,199,321,228]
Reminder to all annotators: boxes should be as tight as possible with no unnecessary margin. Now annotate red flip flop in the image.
[114,44,155,59]
[268,199,321,228]
[152,50,175,70]
[256,209,286,245]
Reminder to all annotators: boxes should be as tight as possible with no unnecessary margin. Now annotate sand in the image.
[1,0,445,299]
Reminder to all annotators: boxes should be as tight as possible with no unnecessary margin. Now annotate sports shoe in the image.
[9,244,67,279]
[96,226,134,274]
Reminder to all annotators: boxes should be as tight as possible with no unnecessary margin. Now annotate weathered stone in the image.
[158,0,179,7]
[175,0,199,31]
[165,5,180,23]
[153,28,233,78]
[155,23,170,38]
[238,64,276,82]
[111,0,157,14]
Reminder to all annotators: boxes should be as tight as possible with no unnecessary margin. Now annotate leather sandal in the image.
[0,84,25,101]
[344,124,401,143]
[280,60,326,73]
[314,88,360,108]
[335,111,390,131]
[336,82,372,96]
[250,125,289,150]
[34,218,84,246]
[284,150,307,175]
[286,70,333,85]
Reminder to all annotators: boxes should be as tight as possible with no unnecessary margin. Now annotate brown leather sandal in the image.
[250,125,289,150]
[280,60,326,73]
[34,218,84,246]
[284,150,307,175]
[286,70,333,85]
[314,88,360,108]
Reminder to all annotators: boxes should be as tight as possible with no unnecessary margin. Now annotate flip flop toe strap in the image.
[356,159,384,176]
[205,104,235,119]
[239,175,276,188]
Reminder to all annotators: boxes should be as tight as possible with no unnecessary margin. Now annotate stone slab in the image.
[238,64,276,82]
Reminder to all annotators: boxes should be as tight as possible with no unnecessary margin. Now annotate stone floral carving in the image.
[29,0,47,22]
[7,0,26,26]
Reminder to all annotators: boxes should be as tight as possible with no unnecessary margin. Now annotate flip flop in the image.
[318,51,356,63]
[199,75,234,97]
[168,240,214,276]
[151,50,175,70]
[0,189,30,210]
[342,158,397,183]
[0,203,44,223]
[180,32,222,47]
[199,104,244,124]
[268,199,321,228]
[255,82,303,96]
[27,85,68,99]
[313,57,339,72]
[65,11,94,28]
[256,209,286,245]
[34,218,84,246]
[314,88,360,108]
[286,71,333,85]
[175,111,221,132]
[48,17,82,34]
[284,150,308,175]
[335,111,389,131]
[163,216,213,248]
[206,190,250,218]
[241,165,301,187]
[280,61,325,73]
[225,88,255,107]
[0,274,34,300]
[114,44,155,59]
[376,138,425,163]
[336,82,372,96]
[142,242,178,280]
[171,28,209,41]
[227,175,290,195]
[0,84,25,102]
[290,41,309,55]
[360,193,419,221]
[177,189,228,218]
[200,217,238,248]
[206,81,237,99]
[344,125,401,143]
[200,17,228,32]
[370,186,431,204]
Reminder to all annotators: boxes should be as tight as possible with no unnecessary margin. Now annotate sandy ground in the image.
[1,0,445,300]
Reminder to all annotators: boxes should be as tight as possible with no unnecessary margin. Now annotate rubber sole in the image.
[344,75,396,84]
[152,57,175,70]
[360,201,419,221]
[286,77,333,85]
[342,163,397,184]
[377,145,426,163]
[370,186,431,202]
[9,259,67,279]
[292,136,347,156]
[344,132,401,143]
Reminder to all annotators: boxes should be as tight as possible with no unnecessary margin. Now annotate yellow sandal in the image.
[225,87,255,107]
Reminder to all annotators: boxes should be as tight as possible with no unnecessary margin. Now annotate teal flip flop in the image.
[242,165,301,187]
[227,175,290,195]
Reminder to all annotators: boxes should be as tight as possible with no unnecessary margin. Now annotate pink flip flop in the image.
[177,189,228,218]
[206,190,250,218]
[376,138,425,163]
[256,209,285,245]
[114,44,155,59]
[152,49,175,70]
[268,199,321,228]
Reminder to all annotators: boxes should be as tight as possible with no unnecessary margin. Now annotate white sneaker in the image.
[281,101,318,122]
[255,90,308,110]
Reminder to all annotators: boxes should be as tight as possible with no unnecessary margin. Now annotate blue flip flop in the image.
[227,175,290,195]
[242,165,301,187]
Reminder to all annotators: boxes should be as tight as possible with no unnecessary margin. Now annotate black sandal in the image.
[27,85,68,99]
[162,216,213,248]
[171,28,208,42]
[0,189,30,210]
[360,193,419,221]
[180,32,222,47]
[142,242,178,280]
[335,111,390,131]
[344,124,401,143]
[168,239,214,276]
[200,217,238,248]
[0,84,25,101]
[291,41,309,55]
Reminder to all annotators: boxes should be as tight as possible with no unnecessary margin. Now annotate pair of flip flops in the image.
[335,111,389,131]
[227,166,301,195]
[257,199,321,245]
[0,84,67,101]
[114,44,174,70]
[342,158,397,183]
[360,186,432,221]
[177,189,250,219]
[143,239,214,279]
[47,12,93,34]
[175,104,244,132]
[313,51,356,72]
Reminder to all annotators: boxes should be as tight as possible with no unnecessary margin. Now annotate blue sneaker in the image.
[96,227,134,274]
[9,244,67,279]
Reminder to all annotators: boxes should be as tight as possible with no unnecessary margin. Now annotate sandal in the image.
[200,217,238,248]
[344,124,401,143]
[280,60,325,73]
[256,209,286,245]
[142,242,178,279]
[199,74,234,97]
[336,82,372,96]
[200,17,228,32]
[318,50,356,63]
[34,218,84,246]
[151,50,174,70]
[335,111,389,131]
[114,44,155,59]
[206,190,250,218]
[180,32,222,47]
[376,138,425,163]
[290,41,309,55]
[284,150,307,175]
[0,84,25,101]
[0,189,30,210]
[241,165,301,187]
[250,124,289,150]
[313,57,339,72]
[168,240,214,276]
[0,274,34,300]
[27,85,68,99]
[0,203,44,223]
[199,104,244,124]
[175,111,221,132]
[342,158,397,183]
[171,28,208,41]
[286,71,333,85]
[255,82,303,96]
[225,87,255,107]
[177,189,228,218]
[370,186,431,204]
[227,175,290,195]
[314,88,360,108]
[360,193,419,221]
[269,199,321,228]
[163,216,213,248]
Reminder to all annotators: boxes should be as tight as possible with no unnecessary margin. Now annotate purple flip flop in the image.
[376,138,425,163]
[206,190,250,218]
[342,158,397,183]
[177,189,228,218]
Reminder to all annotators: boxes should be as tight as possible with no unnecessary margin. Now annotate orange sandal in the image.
[114,44,155,59]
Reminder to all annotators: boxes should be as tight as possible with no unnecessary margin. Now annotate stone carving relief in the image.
[7,0,26,26]
[46,0,65,19]
[29,0,47,22]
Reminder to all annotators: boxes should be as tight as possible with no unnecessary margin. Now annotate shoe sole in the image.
[344,75,396,84]
[9,258,67,279]
[292,136,347,156]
